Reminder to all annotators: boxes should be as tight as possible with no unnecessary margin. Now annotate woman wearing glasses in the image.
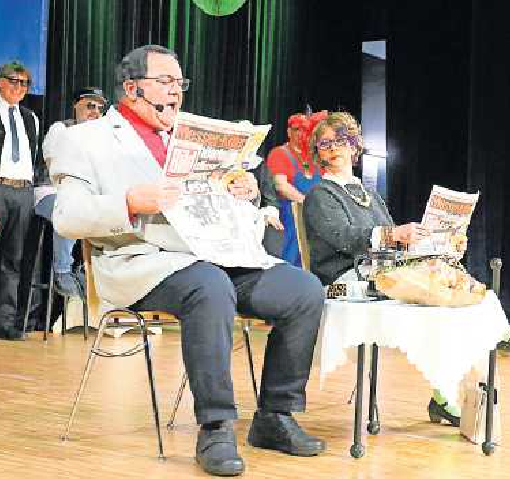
[303,111,462,427]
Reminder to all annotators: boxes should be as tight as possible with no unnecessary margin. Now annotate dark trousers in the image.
[0,184,34,329]
[131,261,325,424]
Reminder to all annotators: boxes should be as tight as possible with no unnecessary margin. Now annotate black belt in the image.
[0,177,32,188]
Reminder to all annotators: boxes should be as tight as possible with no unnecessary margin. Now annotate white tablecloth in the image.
[319,291,509,405]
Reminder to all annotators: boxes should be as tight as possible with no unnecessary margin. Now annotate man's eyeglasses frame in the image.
[2,76,30,88]
[138,75,190,91]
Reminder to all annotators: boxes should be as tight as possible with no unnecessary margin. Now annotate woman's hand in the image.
[392,222,430,245]
[451,233,468,253]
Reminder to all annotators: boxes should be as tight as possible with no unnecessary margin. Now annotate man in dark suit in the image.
[0,62,41,340]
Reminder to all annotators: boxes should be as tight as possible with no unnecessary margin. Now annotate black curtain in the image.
[387,0,510,316]
[43,0,362,152]
[44,0,173,129]
[465,1,510,314]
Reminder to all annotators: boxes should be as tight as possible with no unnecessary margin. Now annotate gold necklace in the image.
[339,182,372,208]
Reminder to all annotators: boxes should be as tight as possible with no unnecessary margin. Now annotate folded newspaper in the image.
[138,112,277,268]
[408,185,479,259]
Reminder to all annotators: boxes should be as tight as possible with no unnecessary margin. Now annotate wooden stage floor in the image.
[0,326,509,478]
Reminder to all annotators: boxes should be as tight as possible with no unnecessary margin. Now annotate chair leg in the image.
[242,322,259,406]
[83,294,89,341]
[62,295,68,336]
[61,316,108,441]
[44,267,55,341]
[22,281,36,338]
[167,372,188,430]
[22,220,46,337]
[138,315,165,460]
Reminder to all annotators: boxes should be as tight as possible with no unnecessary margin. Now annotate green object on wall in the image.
[192,0,247,16]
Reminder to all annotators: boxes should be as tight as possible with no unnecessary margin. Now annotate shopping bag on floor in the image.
[460,380,501,445]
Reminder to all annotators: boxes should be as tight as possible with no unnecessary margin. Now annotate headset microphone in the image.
[135,86,165,113]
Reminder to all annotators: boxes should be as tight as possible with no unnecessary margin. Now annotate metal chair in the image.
[61,240,261,459]
[166,314,260,430]
[21,216,88,340]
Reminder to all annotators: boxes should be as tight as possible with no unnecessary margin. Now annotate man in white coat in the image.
[50,45,325,477]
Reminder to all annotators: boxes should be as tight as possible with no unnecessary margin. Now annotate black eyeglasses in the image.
[140,75,190,91]
[86,102,105,113]
[3,76,30,88]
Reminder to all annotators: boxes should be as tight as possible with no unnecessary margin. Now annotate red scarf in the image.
[117,103,168,168]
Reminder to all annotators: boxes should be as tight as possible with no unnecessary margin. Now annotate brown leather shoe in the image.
[248,411,326,456]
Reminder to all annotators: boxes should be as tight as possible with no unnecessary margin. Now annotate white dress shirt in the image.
[42,121,67,171]
[0,95,38,180]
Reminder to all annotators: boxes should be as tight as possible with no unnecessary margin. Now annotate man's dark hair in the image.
[114,45,178,101]
[0,61,32,85]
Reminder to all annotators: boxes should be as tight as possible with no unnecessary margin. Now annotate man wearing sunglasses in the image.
[37,87,107,298]
[49,45,325,476]
[71,87,107,122]
[0,62,40,340]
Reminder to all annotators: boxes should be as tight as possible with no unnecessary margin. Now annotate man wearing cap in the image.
[0,61,41,340]
[37,87,107,297]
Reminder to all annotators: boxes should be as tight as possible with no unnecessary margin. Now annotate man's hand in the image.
[226,172,259,201]
[126,178,182,216]
[392,222,430,245]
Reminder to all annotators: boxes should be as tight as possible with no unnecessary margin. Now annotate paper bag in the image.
[460,381,501,445]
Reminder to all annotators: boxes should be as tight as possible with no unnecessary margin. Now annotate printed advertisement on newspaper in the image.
[163,112,270,193]
[409,185,479,258]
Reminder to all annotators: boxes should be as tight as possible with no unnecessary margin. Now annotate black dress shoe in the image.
[248,411,326,456]
[0,325,25,341]
[428,398,460,427]
[196,421,245,476]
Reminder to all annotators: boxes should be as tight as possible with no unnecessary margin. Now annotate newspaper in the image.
[409,185,479,258]
[155,112,274,267]
[163,112,270,189]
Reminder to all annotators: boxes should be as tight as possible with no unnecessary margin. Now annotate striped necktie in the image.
[8,107,20,163]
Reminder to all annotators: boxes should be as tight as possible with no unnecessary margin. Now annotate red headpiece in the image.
[287,113,308,130]
[300,110,328,164]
